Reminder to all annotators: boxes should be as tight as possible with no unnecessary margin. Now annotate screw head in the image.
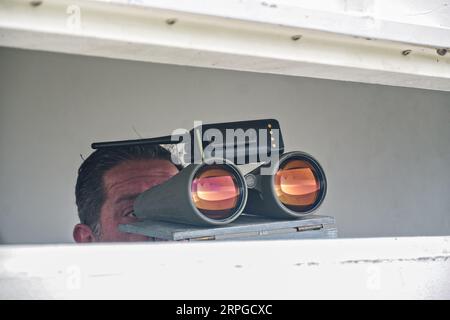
[30,0,42,7]
[437,48,448,56]
[402,49,412,56]
[166,18,177,25]
[245,174,257,189]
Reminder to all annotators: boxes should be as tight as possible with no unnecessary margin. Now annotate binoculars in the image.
[93,119,327,226]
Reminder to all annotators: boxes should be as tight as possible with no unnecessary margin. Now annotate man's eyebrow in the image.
[115,193,142,204]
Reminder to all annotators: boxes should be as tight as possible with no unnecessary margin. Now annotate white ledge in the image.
[1,0,450,91]
[1,236,449,299]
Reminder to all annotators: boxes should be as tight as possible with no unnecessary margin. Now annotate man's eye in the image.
[125,210,136,217]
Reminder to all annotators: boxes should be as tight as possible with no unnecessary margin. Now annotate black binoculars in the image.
[92,119,327,226]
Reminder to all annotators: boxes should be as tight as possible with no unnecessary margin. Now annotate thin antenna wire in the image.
[132,125,143,138]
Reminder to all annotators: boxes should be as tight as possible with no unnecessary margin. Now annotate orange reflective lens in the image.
[191,167,240,220]
[274,159,320,211]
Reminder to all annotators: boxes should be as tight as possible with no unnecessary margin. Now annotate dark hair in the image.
[75,144,178,237]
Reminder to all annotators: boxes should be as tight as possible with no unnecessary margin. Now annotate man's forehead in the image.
[103,159,178,199]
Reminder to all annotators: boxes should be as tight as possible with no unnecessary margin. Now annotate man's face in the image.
[74,159,179,242]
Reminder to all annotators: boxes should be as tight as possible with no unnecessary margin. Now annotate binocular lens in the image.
[274,159,320,212]
[191,166,241,220]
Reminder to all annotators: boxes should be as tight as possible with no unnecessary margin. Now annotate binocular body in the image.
[244,151,327,219]
[93,119,327,227]
[134,159,248,226]
[134,151,327,226]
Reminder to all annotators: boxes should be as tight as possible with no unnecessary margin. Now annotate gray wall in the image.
[0,47,449,244]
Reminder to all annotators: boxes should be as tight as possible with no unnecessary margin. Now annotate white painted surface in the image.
[95,0,450,47]
[1,0,450,91]
[1,236,449,299]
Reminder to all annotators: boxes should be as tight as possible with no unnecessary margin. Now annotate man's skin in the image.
[73,159,179,243]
